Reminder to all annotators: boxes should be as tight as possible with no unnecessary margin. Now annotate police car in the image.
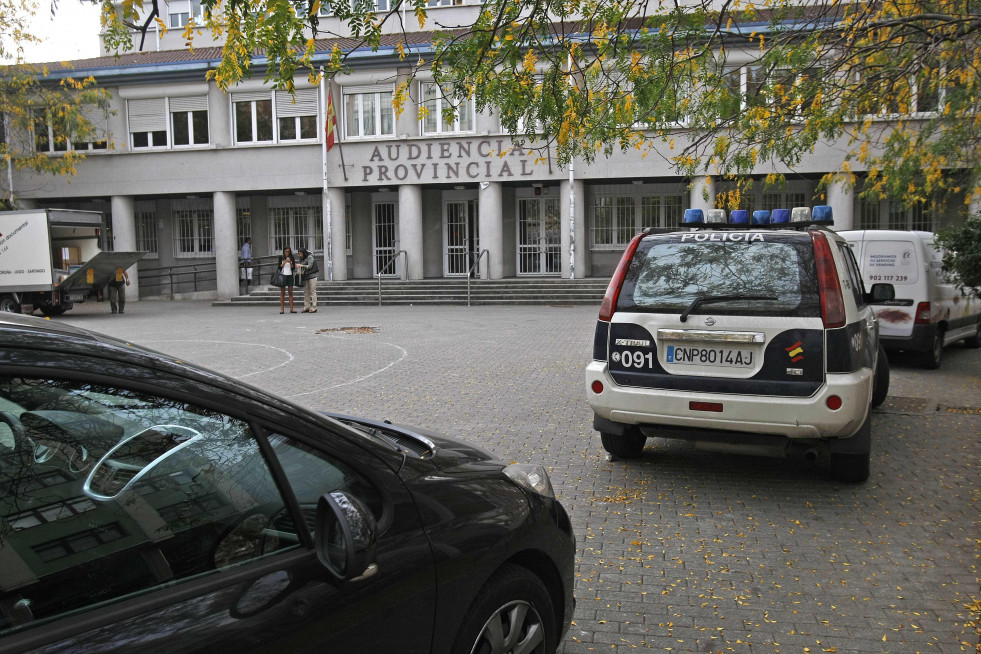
[585,206,893,482]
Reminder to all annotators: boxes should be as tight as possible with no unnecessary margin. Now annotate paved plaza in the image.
[61,300,981,653]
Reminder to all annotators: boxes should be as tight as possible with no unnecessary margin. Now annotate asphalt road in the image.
[61,299,981,653]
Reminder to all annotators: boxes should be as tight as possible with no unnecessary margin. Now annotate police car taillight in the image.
[599,231,645,322]
[811,230,846,328]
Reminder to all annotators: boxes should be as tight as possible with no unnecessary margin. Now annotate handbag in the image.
[270,272,286,287]
[303,260,319,282]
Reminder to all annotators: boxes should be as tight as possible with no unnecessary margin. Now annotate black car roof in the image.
[0,314,279,406]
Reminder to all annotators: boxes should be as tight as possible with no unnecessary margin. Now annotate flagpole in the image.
[320,67,333,282]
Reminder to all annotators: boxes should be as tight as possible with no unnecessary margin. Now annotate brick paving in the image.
[63,300,981,653]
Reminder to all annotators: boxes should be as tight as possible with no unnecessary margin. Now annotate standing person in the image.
[297,247,318,313]
[277,246,297,314]
[239,237,253,293]
[106,267,131,314]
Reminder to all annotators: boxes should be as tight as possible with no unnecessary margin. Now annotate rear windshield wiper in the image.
[680,295,778,323]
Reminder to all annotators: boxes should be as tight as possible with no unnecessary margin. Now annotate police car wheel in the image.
[600,432,646,459]
[829,414,871,483]
[922,331,944,370]
[870,344,889,409]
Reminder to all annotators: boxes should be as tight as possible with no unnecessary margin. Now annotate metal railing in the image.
[138,254,284,298]
[376,250,407,306]
[467,249,490,307]
[138,261,217,298]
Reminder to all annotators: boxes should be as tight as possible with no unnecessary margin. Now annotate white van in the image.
[839,230,981,368]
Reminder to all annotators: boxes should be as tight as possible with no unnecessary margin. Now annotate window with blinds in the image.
[170,96,209,146]
[233,89,318,144]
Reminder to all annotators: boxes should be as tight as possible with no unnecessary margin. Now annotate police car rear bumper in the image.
[586,362,872,440]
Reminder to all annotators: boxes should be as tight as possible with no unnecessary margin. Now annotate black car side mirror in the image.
[867,283,896,304]
[315,491,378,582]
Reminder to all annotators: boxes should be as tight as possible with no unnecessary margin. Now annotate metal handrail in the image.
[467,249,490,307]
[376,250,407,306]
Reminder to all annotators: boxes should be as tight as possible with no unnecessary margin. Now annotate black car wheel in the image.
[922,330,944,369]
[455,564,556,654]
[600,431,646,459]
[870,344,889,408]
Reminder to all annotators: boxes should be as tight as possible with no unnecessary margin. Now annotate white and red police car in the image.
[586,206,892,482]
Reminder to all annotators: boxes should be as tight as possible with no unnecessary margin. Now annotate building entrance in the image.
[372,201,399,277]
[517,197,561,275]
[443,198,479,276]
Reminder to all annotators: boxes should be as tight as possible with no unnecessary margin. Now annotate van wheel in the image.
[600,431,646,459]
[0,295,21,314]
[922,331,944,369]
[870,344,889,408]
[965,320,981,349]
[830,413,871,483]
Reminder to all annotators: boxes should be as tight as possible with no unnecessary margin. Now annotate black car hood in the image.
[325,412,501,474]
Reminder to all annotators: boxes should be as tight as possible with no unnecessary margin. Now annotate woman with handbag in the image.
[297,247,318,313]
[276,246,297,314]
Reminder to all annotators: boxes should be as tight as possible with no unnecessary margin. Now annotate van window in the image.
[618,234,821,317]
[862,240,919,285]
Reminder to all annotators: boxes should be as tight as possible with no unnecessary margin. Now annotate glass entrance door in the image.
[517,197,561,275]
[372,202,399,277]
[444,199,479,276]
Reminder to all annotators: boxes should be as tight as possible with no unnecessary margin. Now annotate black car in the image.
[0,315,575,653]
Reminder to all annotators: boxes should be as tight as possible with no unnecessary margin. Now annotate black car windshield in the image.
[617,233,821,317]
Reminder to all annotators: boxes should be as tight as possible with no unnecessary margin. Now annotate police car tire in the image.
[870,344,889,409]
[600,432,646,459]
[829,414,871,483]
[922,331,944,370]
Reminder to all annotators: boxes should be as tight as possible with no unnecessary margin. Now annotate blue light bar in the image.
[752,210,771,225]
[811,205,834,224]
[683,208,705,224]
[771,208,791,224]
[729,209,749,224]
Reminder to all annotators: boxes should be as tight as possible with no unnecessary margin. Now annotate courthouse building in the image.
[5,2,971,299]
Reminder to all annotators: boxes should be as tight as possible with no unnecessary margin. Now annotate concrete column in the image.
[478,181,504,279]
[326,187,347,281]
[213,191,239,299]
[110,195,139,299]
[689,176,715,215]
[560,178,587,278]
[209,82,232,148]
[826,175,855,229]
[398,185,423,280]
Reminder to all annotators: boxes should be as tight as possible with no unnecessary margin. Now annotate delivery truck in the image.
[0,209,145,316]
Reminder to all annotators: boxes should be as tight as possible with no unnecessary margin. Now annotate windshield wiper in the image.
[680,295,778,323]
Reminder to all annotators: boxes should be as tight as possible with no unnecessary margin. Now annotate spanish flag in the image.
[325,90,337,152]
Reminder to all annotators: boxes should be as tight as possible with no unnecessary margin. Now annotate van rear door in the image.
[858,238,920,338]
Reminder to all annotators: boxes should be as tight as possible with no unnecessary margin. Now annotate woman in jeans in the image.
[277,246,297,314]
[297,248,318,313]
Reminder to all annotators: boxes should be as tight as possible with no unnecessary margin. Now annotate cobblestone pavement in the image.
[63,300,981,653]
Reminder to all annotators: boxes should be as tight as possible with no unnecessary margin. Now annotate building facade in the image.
[5,11,970,300]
